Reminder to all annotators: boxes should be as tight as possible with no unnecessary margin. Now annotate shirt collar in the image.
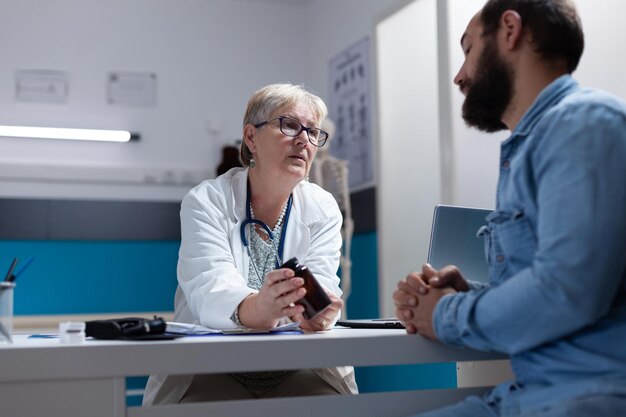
[232,168,249,222]
[503,74,579,145]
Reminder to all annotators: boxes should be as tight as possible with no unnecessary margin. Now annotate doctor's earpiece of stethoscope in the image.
[240,218,275,248]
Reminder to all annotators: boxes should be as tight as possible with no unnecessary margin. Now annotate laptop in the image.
[427,204,492,283]
[337,204,492,329]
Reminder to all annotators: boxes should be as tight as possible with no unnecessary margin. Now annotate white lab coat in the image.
[143,168,357,405]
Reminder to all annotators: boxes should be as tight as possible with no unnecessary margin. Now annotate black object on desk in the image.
[85,317,182,340]
[336,319,405,329]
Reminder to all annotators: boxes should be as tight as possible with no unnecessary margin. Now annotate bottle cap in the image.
[59,321,86,344]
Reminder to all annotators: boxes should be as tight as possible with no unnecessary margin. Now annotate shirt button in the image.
[496,255,505,262]
[502,160,510,168]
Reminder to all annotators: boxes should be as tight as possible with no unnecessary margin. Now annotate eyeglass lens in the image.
[279,117,327,146]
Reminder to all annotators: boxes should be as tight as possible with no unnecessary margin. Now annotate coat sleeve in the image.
[177,186,254,330]
[434,100,626,354]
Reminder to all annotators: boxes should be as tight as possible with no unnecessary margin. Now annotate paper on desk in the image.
[166,321,301,335]
[165,322,221,335]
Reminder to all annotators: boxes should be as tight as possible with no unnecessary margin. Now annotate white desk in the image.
[0,328,507,417]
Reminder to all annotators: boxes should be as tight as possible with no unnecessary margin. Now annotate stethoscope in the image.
[239,182,293,272]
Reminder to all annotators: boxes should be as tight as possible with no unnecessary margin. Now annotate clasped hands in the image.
[393,264,469,339]
[238,267,341,332]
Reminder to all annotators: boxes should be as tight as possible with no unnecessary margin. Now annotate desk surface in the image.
[0,328,507,417]
[1,328,506,383]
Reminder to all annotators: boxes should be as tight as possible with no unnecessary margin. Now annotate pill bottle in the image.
[280,257,331,319]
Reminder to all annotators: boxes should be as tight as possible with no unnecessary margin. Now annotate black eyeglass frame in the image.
[253,116,329,147]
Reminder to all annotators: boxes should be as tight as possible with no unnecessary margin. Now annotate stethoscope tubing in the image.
[240,182,293,269]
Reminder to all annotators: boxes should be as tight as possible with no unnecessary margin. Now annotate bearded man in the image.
[394,1,626,416]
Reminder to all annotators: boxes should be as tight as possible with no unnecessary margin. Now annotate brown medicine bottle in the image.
[280,257,331,319]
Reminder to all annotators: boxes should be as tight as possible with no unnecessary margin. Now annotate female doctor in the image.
[143,83,358,405]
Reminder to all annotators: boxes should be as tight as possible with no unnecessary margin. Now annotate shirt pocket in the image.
[478,217,506,285]
[485,209,537,283]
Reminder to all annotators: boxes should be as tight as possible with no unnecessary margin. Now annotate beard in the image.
[461,38,513,132]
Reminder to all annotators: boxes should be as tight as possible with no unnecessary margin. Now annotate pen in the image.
[3,257,18,282]
[10,257,34,282]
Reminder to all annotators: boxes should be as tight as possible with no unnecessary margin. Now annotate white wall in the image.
[573,0,626,99]
[376,0,440,317]
[0,0,405,201]
[0,0,311,200]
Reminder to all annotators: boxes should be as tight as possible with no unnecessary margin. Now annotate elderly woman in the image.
[143,83,358,404]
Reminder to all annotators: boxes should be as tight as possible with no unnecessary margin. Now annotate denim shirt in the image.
[434,75,626,394]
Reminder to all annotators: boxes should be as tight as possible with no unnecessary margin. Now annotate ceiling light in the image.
[0,125,139,142]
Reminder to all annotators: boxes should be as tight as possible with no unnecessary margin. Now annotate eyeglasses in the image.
[254,116,329,147]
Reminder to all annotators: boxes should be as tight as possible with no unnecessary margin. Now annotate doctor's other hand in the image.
[240,267,306,329]
[294,290,342,332]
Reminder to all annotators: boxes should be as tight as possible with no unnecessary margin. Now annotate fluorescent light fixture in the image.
[0,125,139,142]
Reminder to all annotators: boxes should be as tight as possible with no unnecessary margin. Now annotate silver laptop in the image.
[427,204,492,284]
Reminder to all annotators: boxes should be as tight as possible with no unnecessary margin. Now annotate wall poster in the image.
[328,37,373,191]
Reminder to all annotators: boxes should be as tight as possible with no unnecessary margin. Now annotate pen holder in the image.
[0,282,16,344]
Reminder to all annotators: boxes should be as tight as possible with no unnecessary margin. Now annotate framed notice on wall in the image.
[107,72,157,107]
[328,37,373,191]
[16,70,68,103]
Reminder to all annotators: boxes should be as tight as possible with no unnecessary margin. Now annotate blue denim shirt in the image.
[434,75,626,409]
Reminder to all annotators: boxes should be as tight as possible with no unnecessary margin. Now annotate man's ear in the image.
[243,124,257,154]
[500,10,524,50]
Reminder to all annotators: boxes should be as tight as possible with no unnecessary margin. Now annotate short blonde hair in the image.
[240,83,328,166]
